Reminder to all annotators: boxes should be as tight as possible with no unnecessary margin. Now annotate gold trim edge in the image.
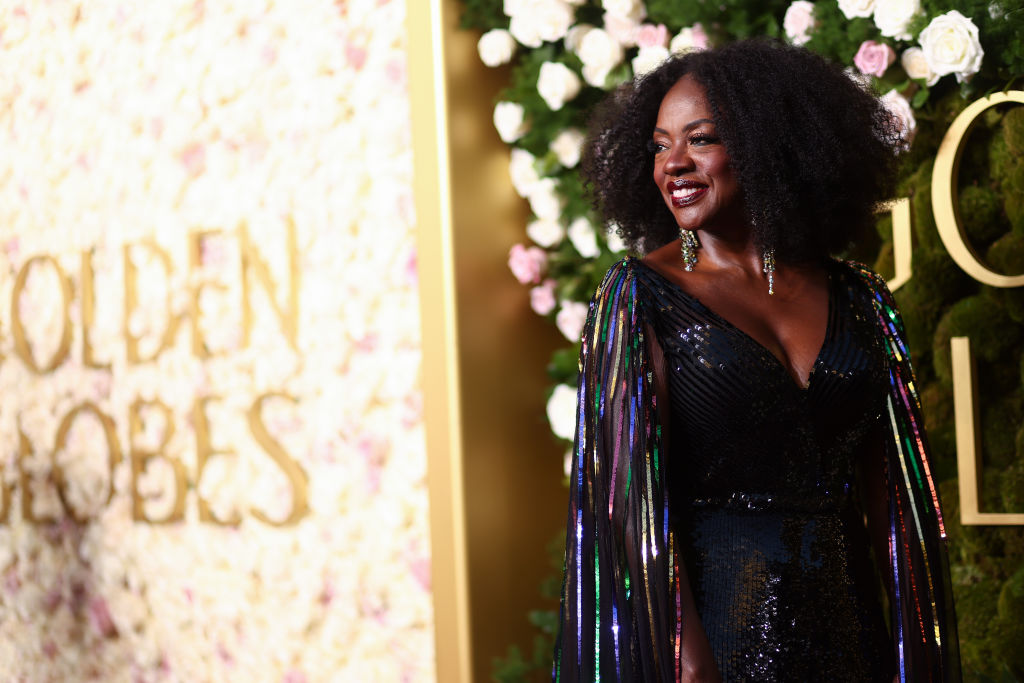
[406,0,474,680]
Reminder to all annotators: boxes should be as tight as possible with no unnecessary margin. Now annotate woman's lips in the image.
[670,185,708,207]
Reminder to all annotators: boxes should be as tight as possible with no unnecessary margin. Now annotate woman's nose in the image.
[661,146,693,176]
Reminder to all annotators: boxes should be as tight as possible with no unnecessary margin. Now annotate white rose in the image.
[838,0,875,19]
[844,66,873,90]
[606,228,627,253]
[918,10,984,83]
[477,29,517,67]
[602,0,645,21]
[527,218,565,247]
[632,45,670,78]
[528,177,565,220]
[565,23,594,53]
[670,25,709,54]
[509,148,540,197]
[550,128,586,168]
[578,28,624,87]
[783,1,816,46]
[546,383,579,440]
[556,300,590,342]
[880,90,917,151]
[603,12,640,47]
[508,0,576,48]
[537,61,582,111]
[873,0,920,40]
[901,47,939,86]
[493,101,528,143]
[568,217,601,257]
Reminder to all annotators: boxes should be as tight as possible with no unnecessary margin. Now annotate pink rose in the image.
[854,40,896,77]
[635,23,669,49]
[530,279,558,315]
[88,598,117,638]
[691,23,709,49]
[508,243,548,284]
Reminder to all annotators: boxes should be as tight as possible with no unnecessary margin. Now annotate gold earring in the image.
[762,249,776,295]
[679,228,699,271]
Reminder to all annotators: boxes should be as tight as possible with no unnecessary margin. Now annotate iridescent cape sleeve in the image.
[553,258,682,682]
[850,262,961,682]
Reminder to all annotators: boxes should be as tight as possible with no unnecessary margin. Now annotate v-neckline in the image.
[633,258,836,391]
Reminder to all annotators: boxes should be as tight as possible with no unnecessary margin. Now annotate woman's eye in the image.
[689,134,719,146]
[647,139,668,154]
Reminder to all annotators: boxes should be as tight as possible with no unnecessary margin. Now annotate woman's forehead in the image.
[657,77,712,121]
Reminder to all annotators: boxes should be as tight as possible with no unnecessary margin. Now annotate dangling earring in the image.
[762,248,776,295]
[679,228,699,271]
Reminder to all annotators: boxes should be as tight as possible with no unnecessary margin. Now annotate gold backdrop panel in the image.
[409,0,570,681]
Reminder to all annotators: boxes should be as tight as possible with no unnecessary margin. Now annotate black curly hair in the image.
[582,39,902,263]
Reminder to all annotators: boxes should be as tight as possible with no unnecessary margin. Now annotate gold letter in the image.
[952,337,1024,524]
[128,399,186,523]
[10,255,72,373]
[239,219,299,351]
[0,432,10,522]
[188,231,229,359]
[193,396,241,525]
[124,241,181,364]
[248,392,309,526]
[52,402,123,523]
[80,249,110,369]
[933,92,1024,287]
[18,427,56,523]
[877,198,913,292]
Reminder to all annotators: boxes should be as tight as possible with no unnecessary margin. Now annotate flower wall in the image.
[0,1,434,680]
[460,0,1024,679]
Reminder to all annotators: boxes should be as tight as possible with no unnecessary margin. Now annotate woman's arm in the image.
[858,416,895,603]
[849,260,961,681]
[646,328,720,683]
[554,260,715,681]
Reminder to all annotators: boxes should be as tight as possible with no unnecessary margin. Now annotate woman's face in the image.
[651,76,742,234]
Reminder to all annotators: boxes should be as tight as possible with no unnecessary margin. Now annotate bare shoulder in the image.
[641,238,683,271]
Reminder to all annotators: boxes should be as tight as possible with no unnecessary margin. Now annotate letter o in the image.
[932,91,1024,288]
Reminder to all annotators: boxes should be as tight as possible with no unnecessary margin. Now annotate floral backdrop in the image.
[0,0,433,681]
[459,0,1024,680]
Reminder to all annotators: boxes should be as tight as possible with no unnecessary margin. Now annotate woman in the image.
[553,41,959,682]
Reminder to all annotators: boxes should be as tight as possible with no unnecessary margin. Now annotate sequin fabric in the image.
[553,257,959,682]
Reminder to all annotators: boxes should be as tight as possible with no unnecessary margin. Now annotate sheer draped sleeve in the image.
[851,263,961,682]
[553,259,683,682]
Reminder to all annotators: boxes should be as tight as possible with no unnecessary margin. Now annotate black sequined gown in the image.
[633,259,895,681]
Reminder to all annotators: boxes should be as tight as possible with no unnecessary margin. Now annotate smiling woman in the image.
[555,40,960,682]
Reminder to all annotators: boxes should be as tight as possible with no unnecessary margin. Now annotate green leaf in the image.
[912,87,930,109]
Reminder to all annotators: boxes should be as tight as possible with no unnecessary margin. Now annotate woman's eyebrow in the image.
[652,118,714,136]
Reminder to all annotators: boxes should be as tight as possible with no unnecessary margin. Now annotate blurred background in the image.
[0,0,1021,681]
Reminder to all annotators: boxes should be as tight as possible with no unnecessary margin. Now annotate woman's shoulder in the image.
[594,256,643,294]
[589,256,660,314]
[831,258,894,299]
